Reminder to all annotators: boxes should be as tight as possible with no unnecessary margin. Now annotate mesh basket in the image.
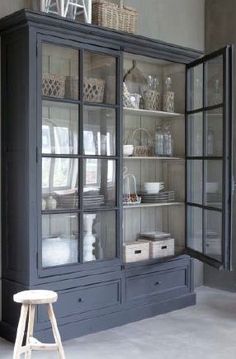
[42,73,65,98]
[83,78,105,103]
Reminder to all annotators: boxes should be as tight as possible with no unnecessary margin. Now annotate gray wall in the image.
[126,0,205,50]
[0,0,205,319]
[204,0,236,291]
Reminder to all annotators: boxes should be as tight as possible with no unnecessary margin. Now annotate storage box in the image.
[149,238,175,259]
[123,240,149,263]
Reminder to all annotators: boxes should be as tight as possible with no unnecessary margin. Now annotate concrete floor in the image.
[1,286,236,359]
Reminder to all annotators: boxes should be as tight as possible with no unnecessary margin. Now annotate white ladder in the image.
[40,0,92,23]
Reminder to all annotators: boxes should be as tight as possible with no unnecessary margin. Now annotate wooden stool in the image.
[13,290,65,359]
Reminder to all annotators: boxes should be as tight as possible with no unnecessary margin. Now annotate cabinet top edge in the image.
[0,9,202,63]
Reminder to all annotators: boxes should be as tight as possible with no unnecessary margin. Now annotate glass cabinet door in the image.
[82,50,119,263]
[39,40,120,271]
[186,46,233,270]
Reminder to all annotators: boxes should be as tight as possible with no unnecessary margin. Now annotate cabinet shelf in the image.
[123,202,184,209]
[123,156,184,161]
[124,107,184,118]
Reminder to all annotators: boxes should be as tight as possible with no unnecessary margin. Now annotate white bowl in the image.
[143,182,164,194]
[123,145,134,156]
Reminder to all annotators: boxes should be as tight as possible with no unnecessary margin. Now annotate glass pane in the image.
[42,213,78,267]
[42,158,78,210]
[205,108,223,157]
[187,206,203,252]
[42,101,78,155]
[204,210,222,261]
[83,211,116,262]
[188,112,203,156]
[42,43,78,100]
[188,64,203,111]
[83,159,116,208]
[206,55,223,107]
[187,160,203,204]
[84,51,116,104]
[83,106,116,156]
[205,160,222,208]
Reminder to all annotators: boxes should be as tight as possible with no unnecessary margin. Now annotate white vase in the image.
[47,195,57,210]
[83,213,96,262]
[42,198,46,210]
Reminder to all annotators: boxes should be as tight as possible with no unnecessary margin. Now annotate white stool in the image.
[13,290,65,359]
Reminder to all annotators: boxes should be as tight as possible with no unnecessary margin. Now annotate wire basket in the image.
[83,78,105,103]
[130,128,153,157]
[42,73,65,98]
[142,89,161,111]
[92,0,138,34]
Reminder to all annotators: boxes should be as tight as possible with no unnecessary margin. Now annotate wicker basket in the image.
[92,0,138,34]
[42,73,65,98]
[130,128,153,157]
[83,78,105,103]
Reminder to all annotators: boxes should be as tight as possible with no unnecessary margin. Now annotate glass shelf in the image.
[124,107,183,118]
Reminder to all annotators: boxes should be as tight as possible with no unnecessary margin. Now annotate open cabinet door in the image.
[186,46,233,270]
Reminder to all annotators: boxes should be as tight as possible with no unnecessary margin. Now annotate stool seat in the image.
[13,290,58,305]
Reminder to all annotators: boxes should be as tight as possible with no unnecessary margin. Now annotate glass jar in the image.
[163,124,173,157]
[155,126,164,156]
[163,76,175,113]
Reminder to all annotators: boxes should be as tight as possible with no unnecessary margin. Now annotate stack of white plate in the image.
[140,191,175,203]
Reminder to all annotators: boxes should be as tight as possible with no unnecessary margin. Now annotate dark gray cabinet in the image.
[0,9,233,342]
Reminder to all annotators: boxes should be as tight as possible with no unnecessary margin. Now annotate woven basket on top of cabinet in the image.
[92,0,138,34]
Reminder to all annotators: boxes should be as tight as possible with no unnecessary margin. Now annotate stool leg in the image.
[13,304,29,359]
[48,303,66,359]
[25,304,36,359]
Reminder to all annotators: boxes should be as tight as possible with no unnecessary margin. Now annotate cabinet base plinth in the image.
[0,293,196,343]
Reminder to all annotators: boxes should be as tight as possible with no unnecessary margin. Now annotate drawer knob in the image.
[154,281,161,286]
[78,298,83,303]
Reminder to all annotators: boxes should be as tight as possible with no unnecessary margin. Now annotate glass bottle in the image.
[153,76,161,110]
[147,75,154,90]
[153,76,160,91]
[155,126,164,156]
[163,76,174,112]
[207,128,214,156]
[163,124,173,157]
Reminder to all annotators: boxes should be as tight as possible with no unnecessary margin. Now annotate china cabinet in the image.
[0,9,233,342]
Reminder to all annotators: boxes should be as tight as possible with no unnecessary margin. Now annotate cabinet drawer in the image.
[38,279,121,322]
[126,268,187,301]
